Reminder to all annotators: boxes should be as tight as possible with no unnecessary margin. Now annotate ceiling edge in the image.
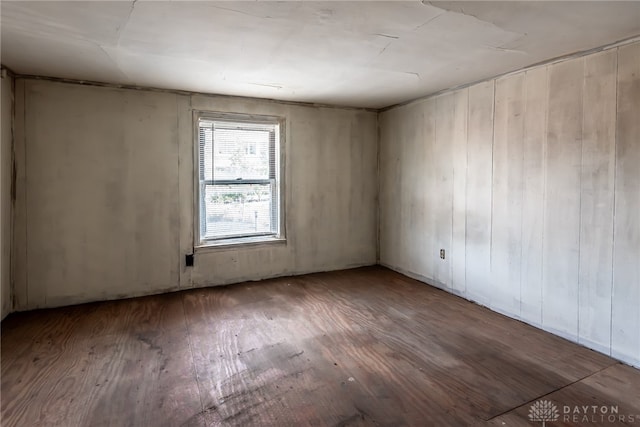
[6,72,379,113]
[379,33,640,113]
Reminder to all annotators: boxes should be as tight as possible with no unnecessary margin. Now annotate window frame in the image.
[193,110,286,249]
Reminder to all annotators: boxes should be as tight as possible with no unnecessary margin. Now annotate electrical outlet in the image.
[440,249,445,260]
[185,253,194,267]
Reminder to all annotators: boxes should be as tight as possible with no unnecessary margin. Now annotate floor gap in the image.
[484,362,620,421]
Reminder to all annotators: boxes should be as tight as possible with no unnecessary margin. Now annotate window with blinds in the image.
[196,114,282,245]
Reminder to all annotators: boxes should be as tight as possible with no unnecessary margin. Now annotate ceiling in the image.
[2,1,639,109]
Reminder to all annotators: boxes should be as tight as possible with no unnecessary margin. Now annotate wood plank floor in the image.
[2,267,638,426]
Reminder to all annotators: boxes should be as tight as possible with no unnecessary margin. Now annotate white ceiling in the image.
[2,1,639,109]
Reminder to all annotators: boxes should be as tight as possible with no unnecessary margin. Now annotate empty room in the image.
[1,1,639,426]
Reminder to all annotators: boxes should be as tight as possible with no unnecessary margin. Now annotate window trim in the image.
[193,110,286,249]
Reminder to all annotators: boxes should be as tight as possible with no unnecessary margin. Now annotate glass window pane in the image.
[198,116,281,244]
[202,183,274,240]
[213,127,271,180]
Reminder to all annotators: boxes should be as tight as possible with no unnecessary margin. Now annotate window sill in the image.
[195,236,287,252]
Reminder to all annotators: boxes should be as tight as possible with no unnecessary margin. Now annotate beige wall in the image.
[12,79,378,310]
[1,72,13,320]
[380,41,640,368]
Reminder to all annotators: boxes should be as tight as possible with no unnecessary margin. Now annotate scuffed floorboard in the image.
[2,267,637,426]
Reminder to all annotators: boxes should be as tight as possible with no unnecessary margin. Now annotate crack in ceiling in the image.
[116,0,137,42]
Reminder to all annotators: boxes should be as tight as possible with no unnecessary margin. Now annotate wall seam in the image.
[176,95,182,289]
[9,74,16,314]
[489,80,496,278]
[463,89,469,296]
[376,112,381,264]
[23,82,29,309]
[577,57,587,343]
[609,47,620,357]
[464,88,470,297]
[519,73,527,319]
[541,66,549,327]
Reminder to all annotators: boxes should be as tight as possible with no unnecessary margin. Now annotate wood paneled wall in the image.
[12,80,378,311]
[379,42,640,367]
[0,73,13,320]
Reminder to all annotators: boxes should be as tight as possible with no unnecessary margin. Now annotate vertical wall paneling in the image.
[402,106,422,274]
[379,109,403,269]
[451,89,469,295]
[333,112,354,268]
[542,58,584,340]
[379,99,437,283]
[14,81,378,309]
[612,43,640,366]
[380,41,640,367]
[12,80,27,310]
[578,49,617,354]
[347,112,379,266]
[465,82,495,306]
[434,93,455,289]
[421,100,438,281]
[24,83,181,308]
[520,67,548,327]
[0,74,13,319]
[177,95,193,289]
[293,111,329,271]
[491,73,525,316]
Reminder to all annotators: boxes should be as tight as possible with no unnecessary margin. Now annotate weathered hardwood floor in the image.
[2,267,638,426]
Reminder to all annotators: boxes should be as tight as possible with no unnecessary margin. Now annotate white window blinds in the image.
[197,116,280,243]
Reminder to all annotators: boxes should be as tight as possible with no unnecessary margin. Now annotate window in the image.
[196,113,284,246]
